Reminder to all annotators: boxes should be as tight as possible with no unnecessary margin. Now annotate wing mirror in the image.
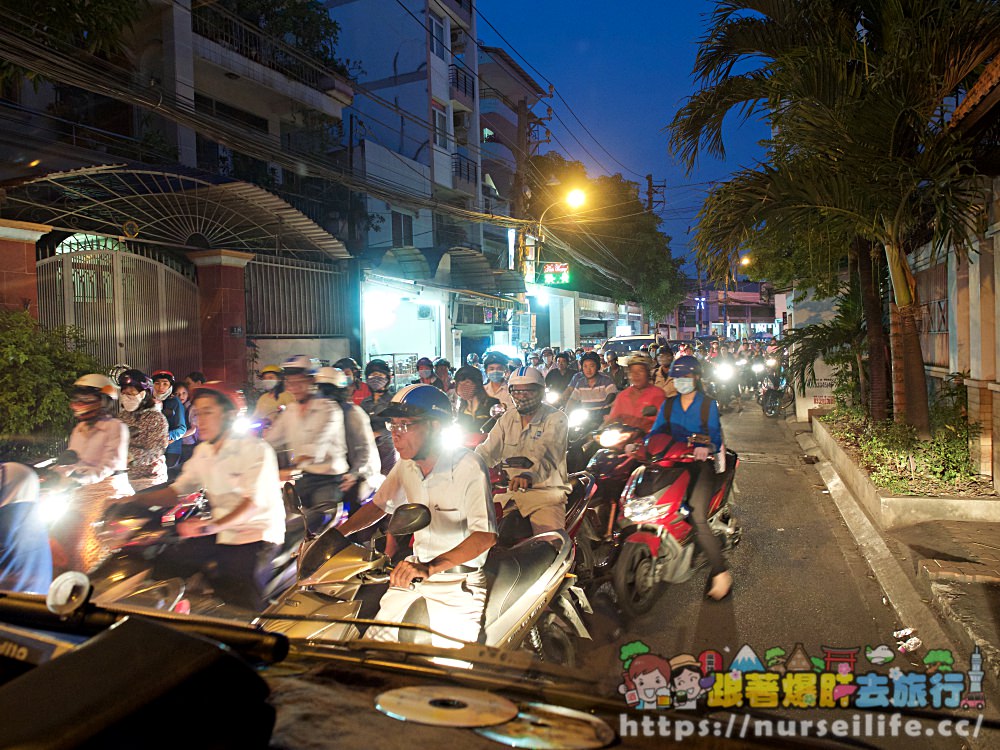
[387,503,432,536]
[641,406,659,417]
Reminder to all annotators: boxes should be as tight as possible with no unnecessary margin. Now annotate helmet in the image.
[315,367,351,388]
[482,351,509,368]
[333,357,360,373]
[454,365,484,384]
[72,374,118,399]
[282,355,316,376]
[260,365,282,376]
[508,366,544,388]
[669,356,702,379]
[626,354,655,371]
[416,356,434,370]
[466,353,480,364]
[117,369,153,393]
[151,370,175,385]
[381,384,453,421]
[580,351,602,367]
[540,347,554,356]
[192,382,247,415]
[364,359,391,377]
[433,357,451,369]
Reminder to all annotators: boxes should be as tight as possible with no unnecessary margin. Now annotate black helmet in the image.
[117,369,153,393]
[433,357,451,369]
[482,350,509,368]
[364,359,391,377]
[580,351,602,367]
[333,357,360,372]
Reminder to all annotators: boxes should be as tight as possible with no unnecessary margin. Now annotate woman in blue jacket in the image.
[648,355,732,600]
[0,463,53,594]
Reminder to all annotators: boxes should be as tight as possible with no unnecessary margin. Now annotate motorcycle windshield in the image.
[297,526,354,581]
[635,464,688,498]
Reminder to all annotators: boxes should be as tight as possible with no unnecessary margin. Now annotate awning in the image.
[378,246,431,280]
[436,247,498,294]
[365,271,526,311]
[493,269,526,294]
[0,164,349,260]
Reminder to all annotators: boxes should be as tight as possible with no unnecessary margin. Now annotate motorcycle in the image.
[87,486,305,615]
[611,433,741,618]
[760,359,794,418]
[565,394,616,473]
[256,497,594,666]
[705,361,741,413]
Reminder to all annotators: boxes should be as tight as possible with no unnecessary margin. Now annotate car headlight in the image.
[715,364,734,381]
[568,409,588,428]
[766,358,777,367]
[38,490,71,525]
[752,363,764,373]
[623,495,662,522]
[599,429,625,448]
[545,390,560,404]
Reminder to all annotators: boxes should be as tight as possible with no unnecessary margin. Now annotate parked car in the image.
[596,334,657,365]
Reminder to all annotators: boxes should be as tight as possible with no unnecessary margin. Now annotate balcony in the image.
[452,153,478,196]
[449,64,476,111]
[440,0,473,29]
[190,3,352,119]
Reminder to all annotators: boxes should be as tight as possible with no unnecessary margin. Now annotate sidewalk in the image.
[789,417,1000,689]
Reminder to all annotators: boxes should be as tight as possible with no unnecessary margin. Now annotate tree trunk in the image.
[857,240,888,421]
[884,244,931,437]
[889,303,906,423]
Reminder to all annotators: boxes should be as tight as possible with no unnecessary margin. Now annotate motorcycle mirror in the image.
[641,406,658,417]
[502,456,534,470]
[387,503,432,536]
[605,393,617,405]
[489,403,506,418]
[56,450,79,466]
[46,571,93,616]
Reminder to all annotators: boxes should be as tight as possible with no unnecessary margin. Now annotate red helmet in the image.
[151,369,175,385]
[192,382,247,415]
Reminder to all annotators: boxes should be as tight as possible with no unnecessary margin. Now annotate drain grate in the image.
[738,452,811,467]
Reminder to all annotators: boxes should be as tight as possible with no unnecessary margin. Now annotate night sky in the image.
[477,0,771,273]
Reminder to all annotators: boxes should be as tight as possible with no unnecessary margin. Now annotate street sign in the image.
[541,261,570,285]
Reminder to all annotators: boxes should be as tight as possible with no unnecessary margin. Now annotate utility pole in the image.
[645,174,665,212]
[513,97,529,276]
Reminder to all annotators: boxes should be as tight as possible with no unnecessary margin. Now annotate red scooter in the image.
[611,433,741,618]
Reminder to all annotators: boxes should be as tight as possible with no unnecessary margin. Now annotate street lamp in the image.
[523,189,586,282]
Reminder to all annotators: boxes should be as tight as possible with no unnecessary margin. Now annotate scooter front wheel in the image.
[612,543,664,618]
[762,392,781,418]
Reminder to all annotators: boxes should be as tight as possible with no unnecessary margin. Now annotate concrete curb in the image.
[811,419,1000,530]
[927,580,1000,687]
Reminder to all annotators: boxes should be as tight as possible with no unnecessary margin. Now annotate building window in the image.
[433,106,450,149]
[392,211,414,247]
[430,13,447,60]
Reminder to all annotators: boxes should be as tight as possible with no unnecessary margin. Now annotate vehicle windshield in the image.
[600,337,653,354]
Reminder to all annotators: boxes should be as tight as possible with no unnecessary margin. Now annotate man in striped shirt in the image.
[565,351,618,412]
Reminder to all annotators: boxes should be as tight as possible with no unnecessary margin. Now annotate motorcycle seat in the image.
[479,541,559,642]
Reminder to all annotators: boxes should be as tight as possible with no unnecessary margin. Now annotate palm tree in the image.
[671,0,1000,436]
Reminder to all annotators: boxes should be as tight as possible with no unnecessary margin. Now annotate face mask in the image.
[457,381,475,401]
[154,385,172,401]
[258,379,278,391]
[418,369,433,380]
[486,371,505,384]
[511,389,543,415]
[121,393,143,412]
[367,374,389,392]
[675,378,696,395]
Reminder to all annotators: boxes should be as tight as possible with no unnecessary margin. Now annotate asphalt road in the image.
[572,401,994,749]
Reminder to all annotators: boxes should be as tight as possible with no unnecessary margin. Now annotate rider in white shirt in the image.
[481,350,515,410]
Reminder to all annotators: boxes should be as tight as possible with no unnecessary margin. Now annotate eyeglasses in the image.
[387,420,424,434]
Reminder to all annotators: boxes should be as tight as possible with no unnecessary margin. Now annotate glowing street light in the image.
[740,255,751,267]
[565,189,586,210]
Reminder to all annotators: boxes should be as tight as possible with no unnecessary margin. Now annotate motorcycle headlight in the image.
[440,424,464,451]
[599,429,625,448]
[715,364,734,381]
[752,363,764,373]
[568,409,589,428]
[766,358,777,367]
[38,490,71,526]
[545,390,560,404]
[623,495,661,523]
[735,359,747,366]
[233,415,258,435]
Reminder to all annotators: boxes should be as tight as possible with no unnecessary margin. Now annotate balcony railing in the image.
[441,0,473,25]
[452,153,478,186]
[191,4,336,93]
[449,64,476,102]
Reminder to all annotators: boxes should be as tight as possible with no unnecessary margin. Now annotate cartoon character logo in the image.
[670,654,711,709]
[866,645,895,665]
[618,641,673,710]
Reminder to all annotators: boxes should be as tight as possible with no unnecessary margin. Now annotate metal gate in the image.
[36,238,201,375]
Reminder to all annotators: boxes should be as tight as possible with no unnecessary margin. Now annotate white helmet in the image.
[315,367,351,388]
[281,355,317,375]
[72,374,119,399]
[508,366,545,388]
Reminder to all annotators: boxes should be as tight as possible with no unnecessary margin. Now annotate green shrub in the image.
[822,376,978,495]
[0,310,102,459]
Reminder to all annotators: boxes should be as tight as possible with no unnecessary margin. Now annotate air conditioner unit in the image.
[417,305,434,320]
[454,111,472,131]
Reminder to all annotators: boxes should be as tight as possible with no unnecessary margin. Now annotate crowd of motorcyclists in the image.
[0,335,785,647]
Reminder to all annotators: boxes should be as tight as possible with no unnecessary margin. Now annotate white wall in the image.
[253,338,351,369]
[787,287,838,420]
